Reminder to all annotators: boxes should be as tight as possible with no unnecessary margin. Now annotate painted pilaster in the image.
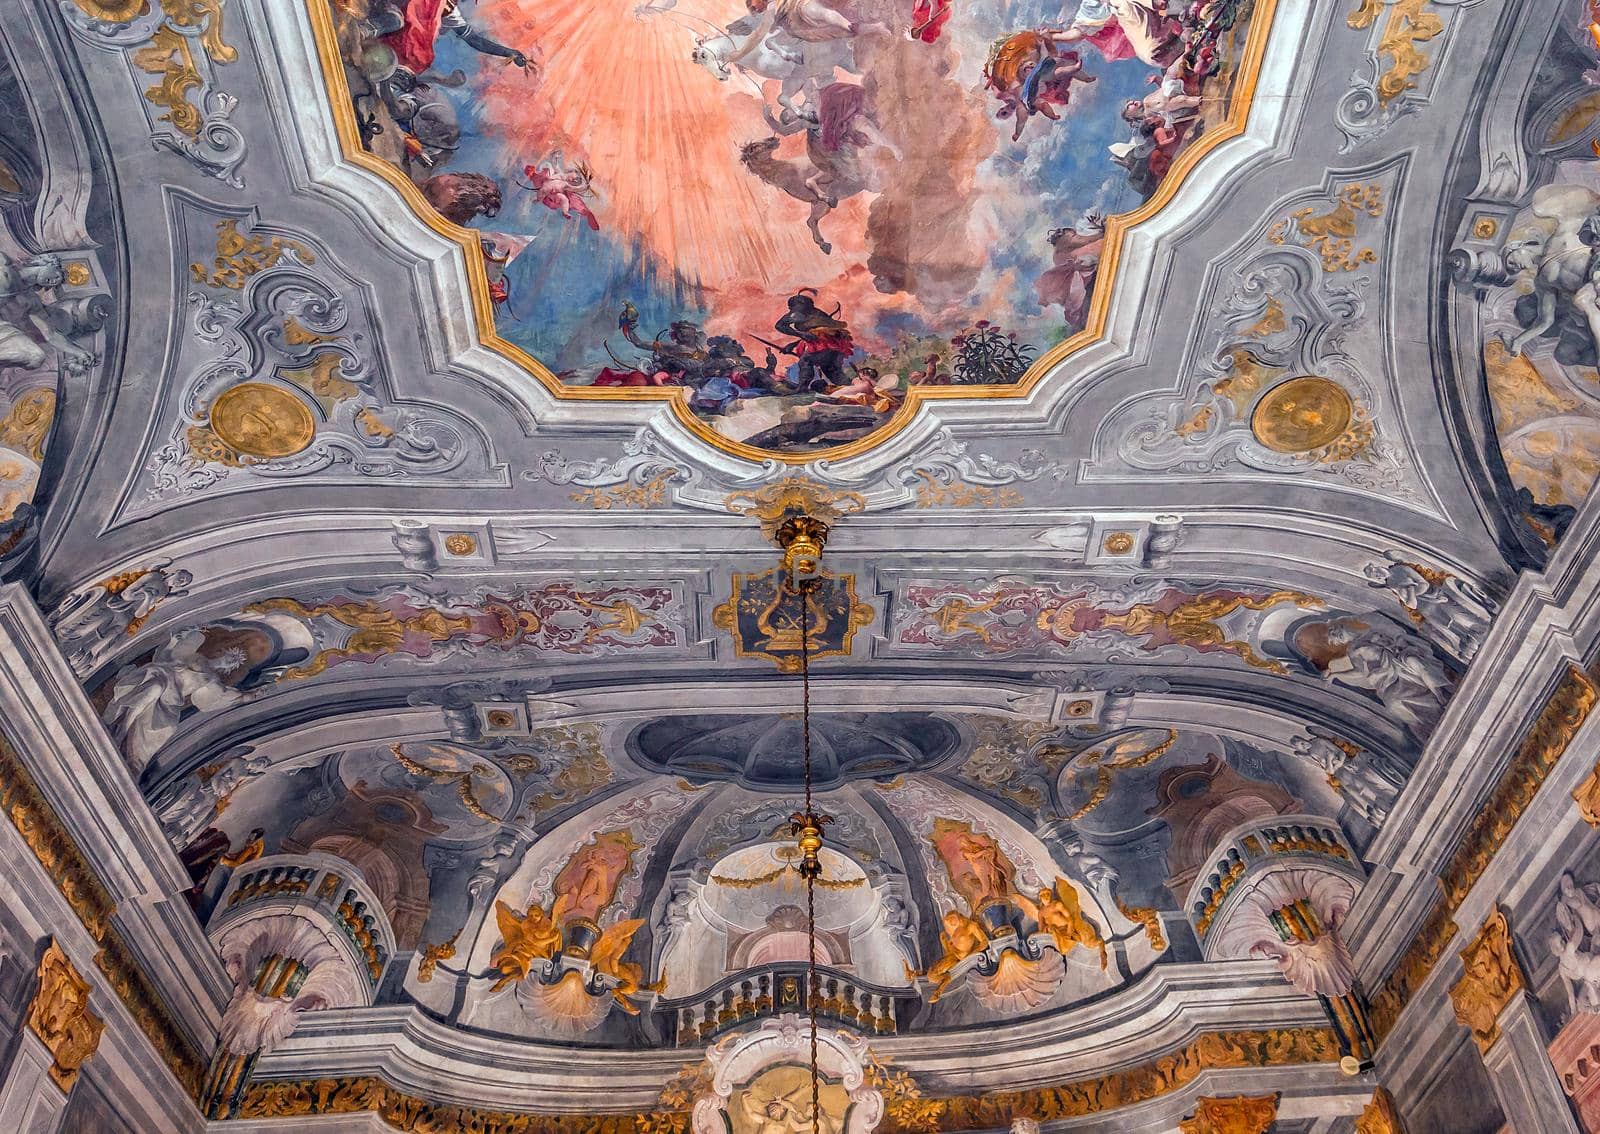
[0,940,103,1134]
[0,1032,69,1134]
[1450,909,1579,1133]
[1481,995,1582,1134]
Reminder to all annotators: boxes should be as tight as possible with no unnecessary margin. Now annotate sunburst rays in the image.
[479,0,840,295]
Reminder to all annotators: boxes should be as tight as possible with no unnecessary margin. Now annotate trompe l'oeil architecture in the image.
[0,0,1598,1131]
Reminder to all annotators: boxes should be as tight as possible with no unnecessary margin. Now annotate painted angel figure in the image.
[518,152,600,231]
[1551,873,1600,1016]
[489,900,562,990]
[1015,878,1109,969]
[589,918,663,1012]
[1363,552,1495,661]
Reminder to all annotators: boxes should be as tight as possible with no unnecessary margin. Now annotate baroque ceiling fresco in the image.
[1,0,1597,1125]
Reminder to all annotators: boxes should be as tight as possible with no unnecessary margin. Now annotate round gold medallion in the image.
[1250,376,1354,454]
[208,383,316,459]
[1101,531,1136,555]
[443,533,478,556]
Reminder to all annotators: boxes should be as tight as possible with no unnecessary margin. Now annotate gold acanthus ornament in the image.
[724,477,865,540]
[27,940,105,1092]
[1177,1094,1280,1134]
[1449,907,1525,1053]
[1355,1087,1409,1134]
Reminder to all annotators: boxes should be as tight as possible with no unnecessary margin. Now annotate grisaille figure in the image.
[50,561,194,676]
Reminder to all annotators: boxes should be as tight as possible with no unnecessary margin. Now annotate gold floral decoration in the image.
[911,471,1023,509]
[1347,0,1445,107]
[1178,1094,1279,1134]
[415,934,458,983]
[1116,898,1168,953]
[1269,183,1385,272]
[191,219,314,291]
[572,470,680,510]
[130,1,237,139]
[27,940,104,1092]
[1449,907,1524,1053]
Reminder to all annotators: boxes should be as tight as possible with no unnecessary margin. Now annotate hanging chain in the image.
[801,582,819,1134]
[777,515,831,1134]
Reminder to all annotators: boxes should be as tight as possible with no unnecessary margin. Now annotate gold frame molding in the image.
[304,0,1283,464]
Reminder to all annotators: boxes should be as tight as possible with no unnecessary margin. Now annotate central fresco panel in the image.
[321,0,1271,456]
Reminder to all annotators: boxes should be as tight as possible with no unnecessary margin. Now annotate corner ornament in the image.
[1449,907,1524,1053]
[26,939,105,1092]
[1178,1094,1279,1134]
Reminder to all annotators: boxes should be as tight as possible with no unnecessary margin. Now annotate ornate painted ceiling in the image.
[0,0,1595,1125]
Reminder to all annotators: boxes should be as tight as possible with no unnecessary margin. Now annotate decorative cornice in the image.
[0,730,205,1096]
[238,1027,1339,1130]
[1369,665,1597,1037]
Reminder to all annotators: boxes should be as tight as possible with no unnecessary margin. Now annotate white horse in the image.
[637,0,860,116]
[690,27,857,115]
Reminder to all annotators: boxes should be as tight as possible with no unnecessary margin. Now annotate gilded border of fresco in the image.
[1368,665,1599,1038]
[236,1026,1338,1130]
[304,0,1283,466]
[0,733,205,1096]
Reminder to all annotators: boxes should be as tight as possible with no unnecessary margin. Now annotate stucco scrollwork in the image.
[127,200,498,515]
[1088,164,1429,509]
[62,0,246,187]
[1336,0,1484,152]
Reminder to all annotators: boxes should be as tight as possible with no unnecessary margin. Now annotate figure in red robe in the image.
[368,0,532,75]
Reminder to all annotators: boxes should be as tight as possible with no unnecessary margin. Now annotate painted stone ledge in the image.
[234,1027,1341,1131]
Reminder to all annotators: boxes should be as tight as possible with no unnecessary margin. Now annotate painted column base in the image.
[0,1031,68,1134]
[1483,995,1581,1134]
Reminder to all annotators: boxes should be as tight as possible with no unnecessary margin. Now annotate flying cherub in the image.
[518,150,600,230]
[489,900,562,991]
[589,917,660,1013]
[1016,878,1108,969]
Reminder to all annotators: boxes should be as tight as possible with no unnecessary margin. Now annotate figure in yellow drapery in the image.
[1017,878,1109,969]
[916,910,991,1003]
[589,918,664,1012]
[489,900,562,991]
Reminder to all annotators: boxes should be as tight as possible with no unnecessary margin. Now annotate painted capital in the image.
[1449,907,1525,1053]
[1178,1093,1279,1134]
[26,939,104,1092]
[1574,761,1600,828]
[1355,1087,1408,1134]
